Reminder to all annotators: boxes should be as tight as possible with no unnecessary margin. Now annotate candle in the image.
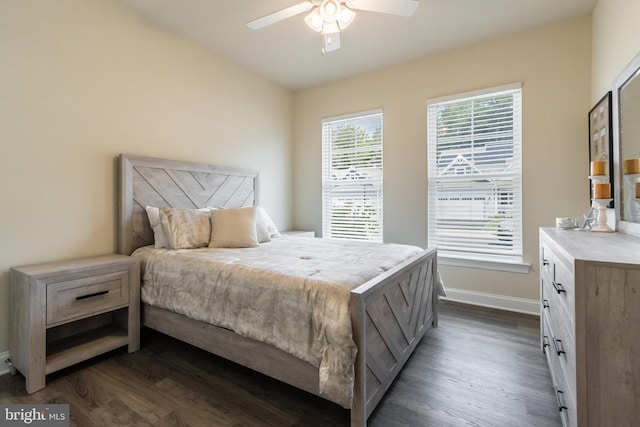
[594,182,611,199]
[590,160,607,176]
[623,158,640,174]
[636,182,640,199]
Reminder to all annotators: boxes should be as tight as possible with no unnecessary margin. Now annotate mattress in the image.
[132,236,424,407]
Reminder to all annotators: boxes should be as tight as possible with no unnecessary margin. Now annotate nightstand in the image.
[282,230,316,238]
[9,254,140,394]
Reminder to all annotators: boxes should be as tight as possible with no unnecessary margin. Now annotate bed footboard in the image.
[349,247,437,427]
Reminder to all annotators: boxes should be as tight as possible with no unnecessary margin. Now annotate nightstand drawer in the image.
[47,271,130,325]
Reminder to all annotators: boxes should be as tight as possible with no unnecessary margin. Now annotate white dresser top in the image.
[540,227,640,268]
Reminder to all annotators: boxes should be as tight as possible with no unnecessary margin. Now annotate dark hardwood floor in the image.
[0,301,561,427]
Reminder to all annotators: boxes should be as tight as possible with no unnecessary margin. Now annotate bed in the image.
[118,154,438,427]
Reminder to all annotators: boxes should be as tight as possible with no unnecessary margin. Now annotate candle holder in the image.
[581,175,609,230]
[591,198,614,232]
[589,175,609,184]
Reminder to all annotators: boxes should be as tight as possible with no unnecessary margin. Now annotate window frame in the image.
[427,83,529,273]
[321,109,384,242]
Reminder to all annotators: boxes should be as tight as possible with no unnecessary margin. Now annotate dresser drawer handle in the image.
[554,387,568,412]
[542,259,549,266]
[543,335,550,352]
[542,299,550,309]
[553,337,566,356]
[552,281,566,294]
[75,290,109,301]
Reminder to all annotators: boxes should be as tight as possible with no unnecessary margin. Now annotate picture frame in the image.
[589,91,614,208]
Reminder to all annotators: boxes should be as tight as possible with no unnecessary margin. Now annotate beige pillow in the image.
[159,208,211,249]
[209,206,259,248]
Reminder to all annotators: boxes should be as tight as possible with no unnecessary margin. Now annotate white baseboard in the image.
[0,351,11,376]
[441,287,539,316]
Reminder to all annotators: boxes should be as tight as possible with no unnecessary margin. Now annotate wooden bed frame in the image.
[118,154,438,427]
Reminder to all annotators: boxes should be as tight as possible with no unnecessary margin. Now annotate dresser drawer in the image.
[540,241,554,282]
[542,272,575,337]
[543,307,576,401]
[550,358,576,427]
[46,271,130,325]
[543,314,576,427]
[541,239,575,331]
[542,271,568,333]
[551,259,575,327]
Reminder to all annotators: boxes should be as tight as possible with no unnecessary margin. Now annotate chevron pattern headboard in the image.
[118,154,259,255]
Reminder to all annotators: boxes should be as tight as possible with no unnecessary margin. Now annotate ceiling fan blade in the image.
[247,1,315,30]
[347,0,419,17]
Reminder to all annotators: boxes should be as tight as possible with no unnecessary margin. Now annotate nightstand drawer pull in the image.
[543,259,549,266]
[552,280,566,294]
[542,299,550,309]
[543,335,550,352]
[553,337,566,356]
[76,290,109,301]
[554,387,568,412]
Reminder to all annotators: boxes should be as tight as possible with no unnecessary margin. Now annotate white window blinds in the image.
[322,110,383,242]
[427,84,522,261]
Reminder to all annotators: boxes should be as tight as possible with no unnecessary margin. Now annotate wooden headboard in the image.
[118,154,259,255]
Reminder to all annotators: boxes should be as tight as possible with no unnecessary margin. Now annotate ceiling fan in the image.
[246,0,420,54]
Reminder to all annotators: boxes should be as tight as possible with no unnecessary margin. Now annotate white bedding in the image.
[132,236,424,407]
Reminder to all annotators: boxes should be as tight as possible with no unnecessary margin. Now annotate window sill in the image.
[437,253,530,274]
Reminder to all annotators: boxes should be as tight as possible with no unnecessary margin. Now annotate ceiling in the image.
[119,0,596,90]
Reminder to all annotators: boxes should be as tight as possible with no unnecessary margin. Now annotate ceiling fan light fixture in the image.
[337,6,355,30]
[305,1,354,34]
[306,0,344,54]
[304,9,324,32]
[319,0,341,22]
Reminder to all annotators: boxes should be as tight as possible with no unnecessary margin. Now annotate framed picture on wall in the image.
[589,91,614,208]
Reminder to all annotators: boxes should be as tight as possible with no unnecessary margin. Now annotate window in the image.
[322,110,383,242]
[427,84,523,265]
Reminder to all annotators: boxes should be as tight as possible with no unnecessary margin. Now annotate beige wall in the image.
[293,16,592,303]
[0,0,293,354]
[591,0,640,102]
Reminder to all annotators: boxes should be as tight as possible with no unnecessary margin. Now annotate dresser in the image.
[539,228,640,427]
[10,254,140,394]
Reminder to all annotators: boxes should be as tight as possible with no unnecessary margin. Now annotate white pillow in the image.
[156,207,211,249]
[145,206,170,248]
[256,206,281,240]
[209,206,259,248]
[255,219,271,243]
